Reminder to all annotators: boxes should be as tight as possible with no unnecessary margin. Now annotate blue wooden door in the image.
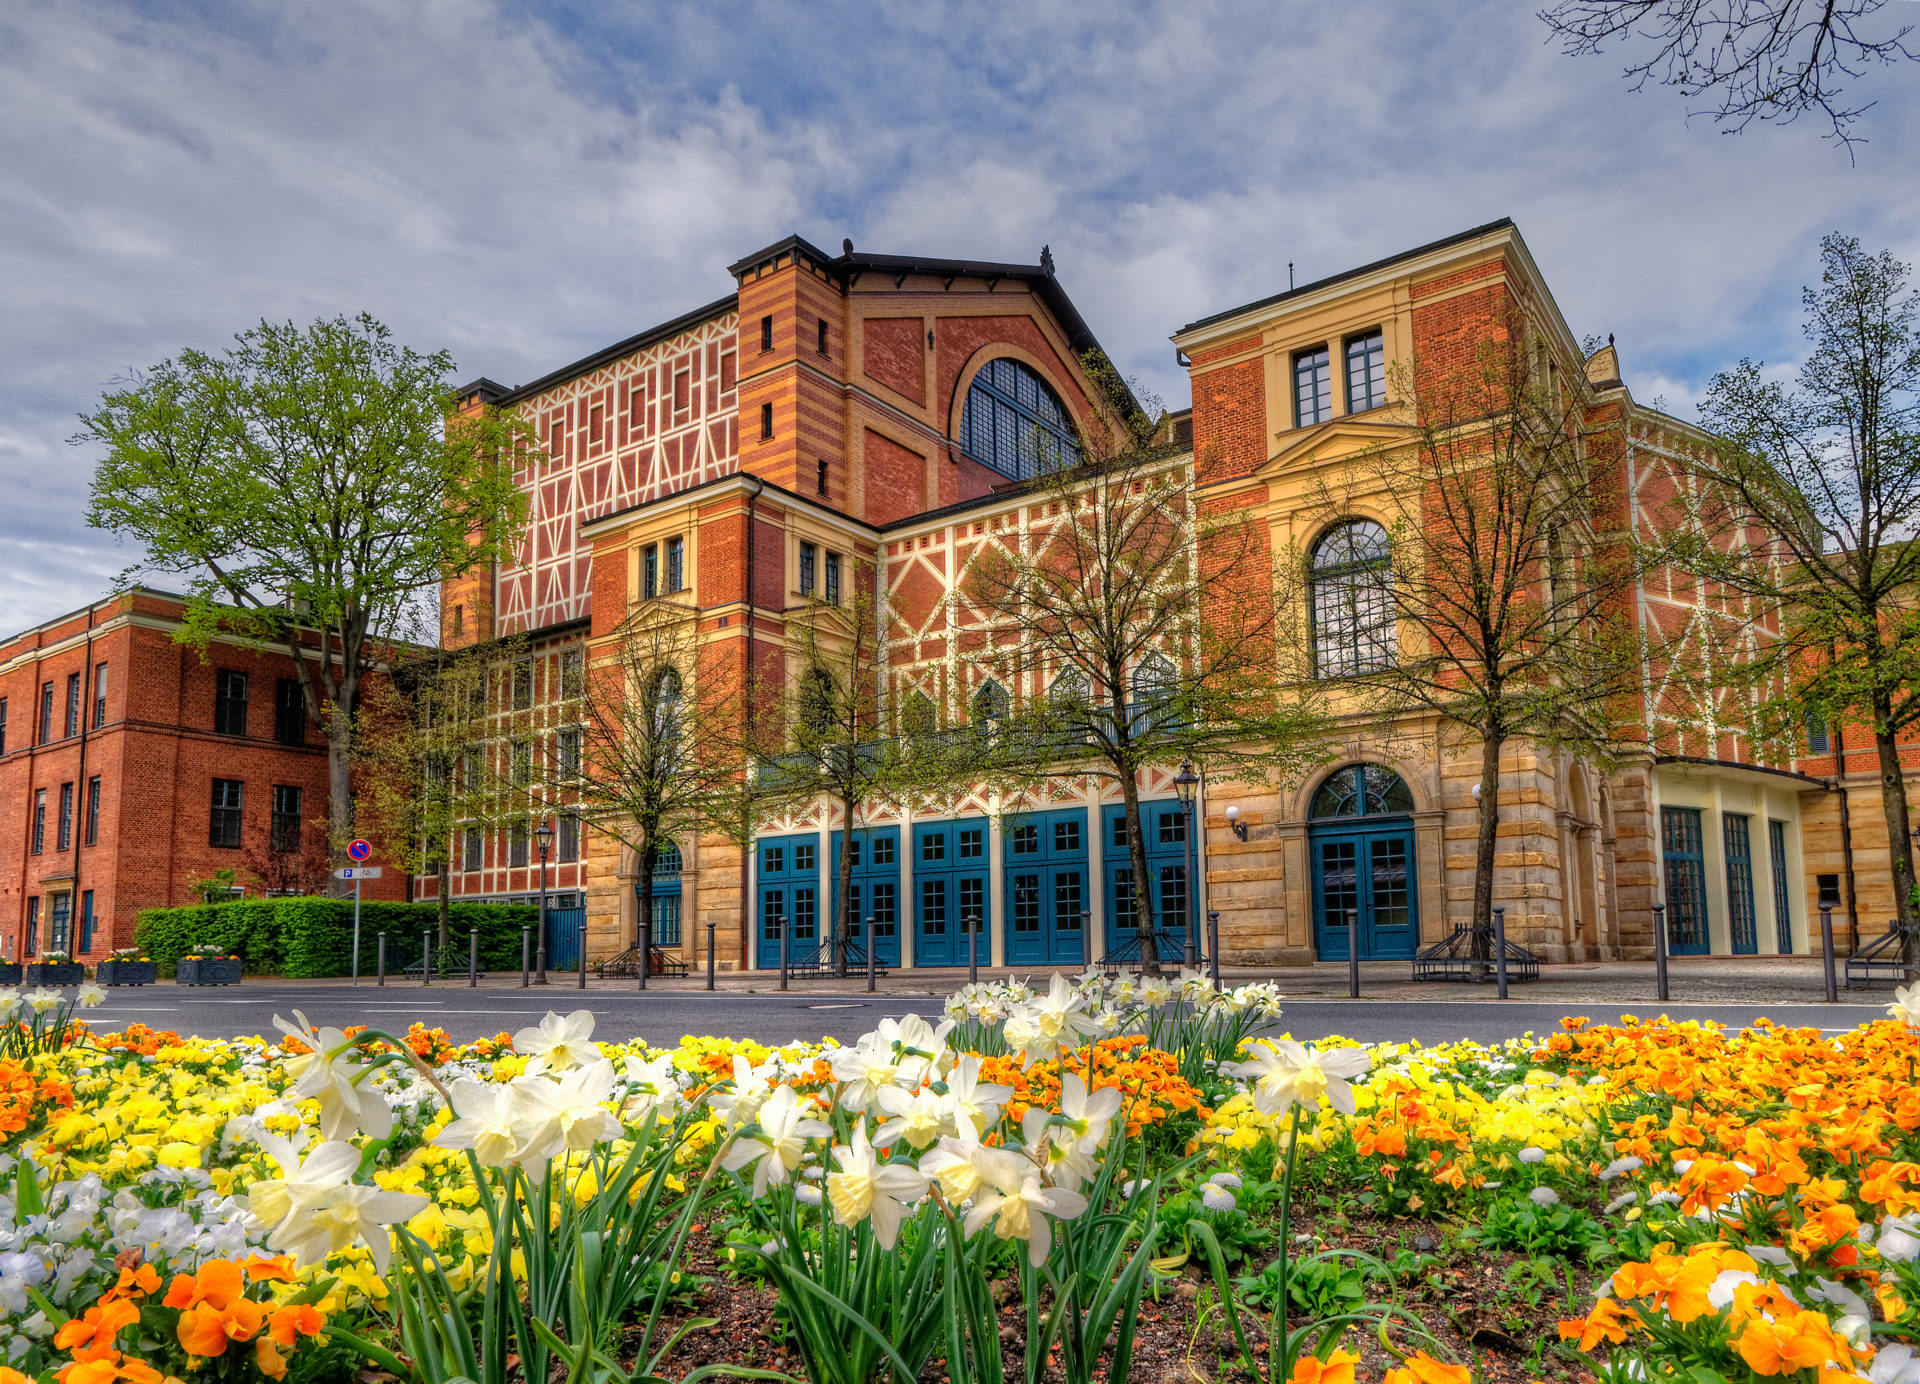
[1003,809,1087,966]
[545,907,585,971]
[757,834,821,969]
[1311,823,1417,961]
[913,818,990,967]
[1724,814,1758,955]
[1102,802,1193,961]
[830,828,901,968]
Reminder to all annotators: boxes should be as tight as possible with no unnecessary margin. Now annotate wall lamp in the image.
[1224,805,1248,841]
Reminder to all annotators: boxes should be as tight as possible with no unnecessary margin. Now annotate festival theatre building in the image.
[433,219,1878,972]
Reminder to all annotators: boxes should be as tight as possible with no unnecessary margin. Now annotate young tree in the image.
[960,368,1329,973]
[81,314,532,872]
[759,563,946,977]
[1538,0,1916,150]
[1689,234,1920,955]
[353,638,526,949]
[565,596,755,972]
[1325,313,1666,945]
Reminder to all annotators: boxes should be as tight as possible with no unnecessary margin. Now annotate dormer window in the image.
[1294,347,1332,426]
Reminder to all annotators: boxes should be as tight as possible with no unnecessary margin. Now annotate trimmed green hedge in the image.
[135,899,544,978]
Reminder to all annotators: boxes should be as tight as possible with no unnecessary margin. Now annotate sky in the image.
[2,0,1916,631]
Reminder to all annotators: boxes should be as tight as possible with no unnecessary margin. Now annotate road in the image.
[74,981,1891,1049]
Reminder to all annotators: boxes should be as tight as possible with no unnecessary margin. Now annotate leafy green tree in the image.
[1689,235,1920,954]
[81,313,532,872]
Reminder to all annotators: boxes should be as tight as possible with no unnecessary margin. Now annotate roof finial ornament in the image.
[843,237,854,256]
[1040,244,1055,276]
[1289,261,1295,291]
[1609,332,1615,347]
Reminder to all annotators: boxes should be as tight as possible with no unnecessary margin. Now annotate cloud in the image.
[2,0,1915,628]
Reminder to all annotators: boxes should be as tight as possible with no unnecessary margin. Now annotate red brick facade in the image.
[0,590,405,962]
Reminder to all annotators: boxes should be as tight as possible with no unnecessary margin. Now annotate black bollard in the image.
[1348,908,1360,998]
[421,931,431,987]
[967,912,980,985]
[520,926,530,989]
[469,928,478,988]
[1652,902,1670,1002]
[1492,906,1509,1001]
[377,932,386,987]
[1820,904,1838,1003]
[577,924,588,990]
[638,910,649,992]
[1207,909,1221,991]
[778,904,789,992]
[706,919,716,991]
[866,915,876,993]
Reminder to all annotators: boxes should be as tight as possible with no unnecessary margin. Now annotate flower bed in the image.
[2,974,1918,1384]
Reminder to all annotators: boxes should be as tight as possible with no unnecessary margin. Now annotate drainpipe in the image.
[740,476,765,971]
[70,618,96,954]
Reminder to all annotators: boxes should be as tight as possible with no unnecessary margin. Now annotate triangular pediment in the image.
[1257,418,1418,476]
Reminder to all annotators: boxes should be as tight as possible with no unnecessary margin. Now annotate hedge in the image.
[135,899,546,979]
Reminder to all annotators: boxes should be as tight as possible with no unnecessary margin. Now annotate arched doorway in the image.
[1308,764,1418,960]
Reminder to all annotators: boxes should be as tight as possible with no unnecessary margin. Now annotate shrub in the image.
[135,899,544,977]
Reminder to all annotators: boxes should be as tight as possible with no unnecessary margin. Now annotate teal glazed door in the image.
[756,834,820,969]
[1002,808,1088,967]
[829,827,902,968]
[913,818,990,967]
[1305,763,1421,962]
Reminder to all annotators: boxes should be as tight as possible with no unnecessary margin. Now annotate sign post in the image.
[341,840,375,984]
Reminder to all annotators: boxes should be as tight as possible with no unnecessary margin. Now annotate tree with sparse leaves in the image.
[1685,234,1920,959]
[81,314,532,876]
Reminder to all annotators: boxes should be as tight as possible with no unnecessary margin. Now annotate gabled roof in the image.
[1176,218,1517,337]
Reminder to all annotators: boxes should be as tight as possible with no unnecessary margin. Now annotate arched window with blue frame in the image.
[959,358,1081,480]
[1309,519,1395,678]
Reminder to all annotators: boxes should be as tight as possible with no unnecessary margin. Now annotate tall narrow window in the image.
[817,318,829,354]
[559,649,583,699]
[274,679,305,746]
[463,827,483,872]
[271,785,302,854]
[1345,330,1386,412]
[56,783,73,851]
[559,810,580,863]
[799,542,816,595]
[817,458,829,496]
[64,673,80,738]
[1724,813,1756,953]
[31,789,46,854]
[1769,819,1794,953]
[1294,347,1332,425]
[79,891,94,954]
[761,314,774,351]
[824,552,840,605]
[509,820,530,869]
[49,893,70,954]
[511,660,533,710]
[39,681,53,743]
[1,696,9,753]
[558,727,582,778]
[25,898,38,956]
[666,537,684,593]
[84,776,100,845]
[214,670,249,736]
[209,779,243,849]
[1309,520,1395,677]
[1805,713,1830,755]
[511,740,531,786]
[93,662,107,727]
[760,402,774,440]
[643,544,658,599]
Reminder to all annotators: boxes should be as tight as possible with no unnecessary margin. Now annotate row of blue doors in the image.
[752,804,1200,968]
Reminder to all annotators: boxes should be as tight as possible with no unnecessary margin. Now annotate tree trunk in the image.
[836,800,857,978]
[437,850,451,951]
[1119,773,1160,975]
[1472,733,1503,965]
[637,843,656,978]
[1869,695,1920,969]
[328,719,355,897]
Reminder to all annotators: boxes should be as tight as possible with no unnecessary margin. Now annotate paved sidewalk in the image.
[265,955,1903,1007]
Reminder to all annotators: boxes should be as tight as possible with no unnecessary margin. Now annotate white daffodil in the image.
[1002,1013,1039,1063]
[722,1083,831,1197]
[710,1054,775,1129]
[435,1078,524,1169]
[514,1009,599,1076]
[1230,1040,1371,1116]
[963,1169,1089,1267]
[1177,968,1211,1003]
[1055,1074,1123,1155]
[919,1123,1020,1204]
[1026,973,1097,1051]
[946,1055,1013,1134]
[874,1083,952,1150]
[622,1052,682,1123]
[827,1126,929,1248]
[267,1180,430,1273]
[25,988,60,1014]
[1890,985,1920,1029]
[1023,1106,1097,1189]
[1137,976,1174,1009]
[830,1032,908,1111]
[246,1133,357,1232]
[75,983,106,1009]
[0,989,19,1021]
[510,1058,623,1165]
[274,1011,393,1142]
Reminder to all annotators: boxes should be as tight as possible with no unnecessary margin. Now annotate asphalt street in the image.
[72,981,1892,1049]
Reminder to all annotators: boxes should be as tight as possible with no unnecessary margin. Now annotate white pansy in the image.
[1880,1220,1920,1262]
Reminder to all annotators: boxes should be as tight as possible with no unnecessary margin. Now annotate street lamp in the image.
[1173,760,1201,968]
[534,818,555,985]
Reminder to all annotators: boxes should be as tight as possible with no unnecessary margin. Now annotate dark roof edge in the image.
[494,293,741,407]
[1653,754,1827,788]
[1176,217,1519,338]
[578,469,882,539]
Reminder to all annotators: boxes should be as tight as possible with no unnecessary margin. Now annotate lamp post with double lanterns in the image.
[1172,760,1201,968]
[534,818,555,985]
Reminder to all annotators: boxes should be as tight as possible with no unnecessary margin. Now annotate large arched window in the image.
[1310,764,1414,819]
[959,358,1081,480]
[1309,520,1395,678]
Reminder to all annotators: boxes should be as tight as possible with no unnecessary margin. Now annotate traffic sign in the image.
[347,839,373,862]
[335,866,384,879]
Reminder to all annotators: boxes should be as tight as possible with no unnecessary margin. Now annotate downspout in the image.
[740,475,765,971]
[71,618,96,954]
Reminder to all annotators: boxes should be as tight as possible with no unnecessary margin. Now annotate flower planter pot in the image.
[96,959,158,987]
[24,962,86,986]
[175,957,242,986]
[0,963,21,986]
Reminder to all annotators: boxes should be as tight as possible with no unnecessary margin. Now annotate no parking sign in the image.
[347,839,373,862]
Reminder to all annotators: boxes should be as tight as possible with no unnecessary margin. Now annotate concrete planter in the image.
[24,962,86,986]
[97,959,158,987]
[176,957,242,986]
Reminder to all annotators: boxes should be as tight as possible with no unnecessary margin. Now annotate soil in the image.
[630,1212,1601,1384]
